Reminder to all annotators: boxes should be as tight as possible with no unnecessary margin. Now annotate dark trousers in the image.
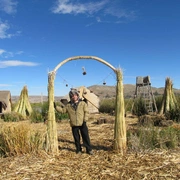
[72,122,92,153]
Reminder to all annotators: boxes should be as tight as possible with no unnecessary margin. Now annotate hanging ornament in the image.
[62,79,68,87]
[82,67,87,75]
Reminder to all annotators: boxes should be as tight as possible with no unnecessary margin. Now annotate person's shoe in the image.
[76,151,82,154]
[87,150,93,155]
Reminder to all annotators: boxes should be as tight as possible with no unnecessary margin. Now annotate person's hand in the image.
[60,101,65,108]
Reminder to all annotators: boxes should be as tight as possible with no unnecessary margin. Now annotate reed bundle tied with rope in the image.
[13,86,33,117]
[159,77,178,115]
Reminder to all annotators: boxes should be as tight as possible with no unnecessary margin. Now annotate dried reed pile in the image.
[13,86,33,117]
[0,117,179,179]
[0,122,46,156]
[159,77,178,115]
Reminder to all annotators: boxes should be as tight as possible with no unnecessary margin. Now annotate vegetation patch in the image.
[0,122,46,157]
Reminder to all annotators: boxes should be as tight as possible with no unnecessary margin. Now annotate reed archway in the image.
[46,56,126,155]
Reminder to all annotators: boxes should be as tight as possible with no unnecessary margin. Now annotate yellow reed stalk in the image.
[159,77,178,115]
[113,69,126,155]
[13,86,33,117]
[45,71,58,154]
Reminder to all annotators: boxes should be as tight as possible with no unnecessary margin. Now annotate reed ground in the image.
[0,114,179,180]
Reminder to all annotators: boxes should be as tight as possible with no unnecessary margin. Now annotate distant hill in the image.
[11,84,180,103]
[11,96,63,103]
[87,85,180,99]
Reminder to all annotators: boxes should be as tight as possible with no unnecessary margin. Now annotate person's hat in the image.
[69,89,79,98]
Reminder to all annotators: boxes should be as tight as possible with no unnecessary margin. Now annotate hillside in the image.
[11,96,63,103]
[11,84,180,103]
[88,84,180,99]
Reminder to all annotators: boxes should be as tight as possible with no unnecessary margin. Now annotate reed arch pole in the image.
[46,56,126,155]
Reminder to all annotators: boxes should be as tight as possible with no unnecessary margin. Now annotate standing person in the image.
[54,89,93,155]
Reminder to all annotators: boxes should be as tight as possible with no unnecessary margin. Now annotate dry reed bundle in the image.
[45,71,58,154]
[159,77,178,115]
[114,69,126,154]
[0,122,46,156]
[13,86,33,117]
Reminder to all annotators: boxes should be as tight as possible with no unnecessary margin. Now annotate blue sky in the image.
[0,0,180,96]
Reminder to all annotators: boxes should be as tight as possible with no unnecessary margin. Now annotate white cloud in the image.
[0,49,12,58]
[51,0,108,15]
[0,84,12,87]
[96,17,101,22]
[105,6,136,20]
[4,52,13,58]
[0,20,20,39]
[15,51,24,55]
[85,22,94,27]
[0,21,11,39]
[51,0,136,23]
[0,49,24,58]
[0,0,18,14]
[0,49,6,55]
[0,60,39,68]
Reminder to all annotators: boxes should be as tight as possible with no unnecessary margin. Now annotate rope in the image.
[96,71,116,85]
[55,73,73,87]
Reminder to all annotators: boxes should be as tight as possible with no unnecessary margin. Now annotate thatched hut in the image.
[0,91,12,113]
[78,86,99,113]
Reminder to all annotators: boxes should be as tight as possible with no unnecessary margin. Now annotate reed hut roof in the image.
[62,86,99,113]
[0,90,12,106]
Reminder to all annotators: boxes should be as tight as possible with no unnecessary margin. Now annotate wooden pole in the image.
[45,71,58,154]
[114,69,127,155]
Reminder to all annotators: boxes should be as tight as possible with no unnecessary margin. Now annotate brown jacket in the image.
[55,100,89,127]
